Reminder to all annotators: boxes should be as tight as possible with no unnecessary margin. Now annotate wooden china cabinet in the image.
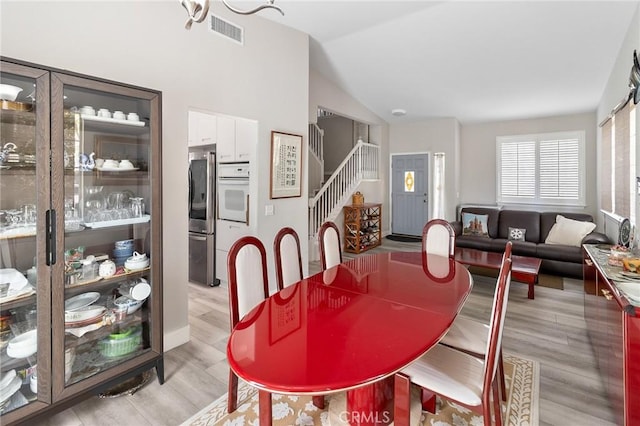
[0,57,163,424]
[583,244,640,426]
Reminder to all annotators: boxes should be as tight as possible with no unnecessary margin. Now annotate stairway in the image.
[308,123,380,243]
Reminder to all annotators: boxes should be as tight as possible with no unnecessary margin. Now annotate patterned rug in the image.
[182,354,539,426]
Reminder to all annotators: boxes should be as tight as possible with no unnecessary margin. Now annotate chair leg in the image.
[394,373,412,426]
[492,379,503,426]
[421,388,436,413]
[499,349,506,401]
[312,395,325,409]
[227,369,238,413]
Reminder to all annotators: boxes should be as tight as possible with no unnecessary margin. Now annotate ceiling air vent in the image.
[209,14,243,45]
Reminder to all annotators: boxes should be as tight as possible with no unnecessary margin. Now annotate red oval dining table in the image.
[226,251,474,425]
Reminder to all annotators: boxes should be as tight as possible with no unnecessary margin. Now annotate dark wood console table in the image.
[583,244,640,426]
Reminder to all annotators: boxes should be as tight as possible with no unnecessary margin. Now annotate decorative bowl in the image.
[113,295,144,314]
[99,326,142,358]
[114,239,134,249]
[0,84,22,102]
[113,247,133,257]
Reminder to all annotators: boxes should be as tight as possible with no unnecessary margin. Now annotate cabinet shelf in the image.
[343,203,382,254]
[65,268,150,296]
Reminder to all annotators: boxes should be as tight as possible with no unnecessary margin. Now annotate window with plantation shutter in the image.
[496,131,585,206]
[600,102,636,219]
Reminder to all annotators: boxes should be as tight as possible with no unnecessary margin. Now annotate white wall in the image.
[0,1,309,350]
[459,112,598,216]
[597,3,640,231]
[319,115,354,173]
[309,69,390,233]
[389,118,461,221]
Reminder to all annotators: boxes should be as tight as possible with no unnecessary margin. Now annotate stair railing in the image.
[309,140,379,238]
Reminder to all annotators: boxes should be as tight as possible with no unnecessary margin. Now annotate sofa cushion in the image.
[545,215,596,247]
[536,243,583,263]
[456,235,496,252]
[508,227,526,241]
[459,207,500,238]
[498,210,541,242]
[461,212,490,237]
[491,238,538,257]
[540,212,593,242]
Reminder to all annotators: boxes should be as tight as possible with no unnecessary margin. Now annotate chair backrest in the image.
[227,236,270,328]
[482,241,513,391]
[274,227,303,291]
[422,219,455,258]
[421,252,456,283]
[319,221,342,270]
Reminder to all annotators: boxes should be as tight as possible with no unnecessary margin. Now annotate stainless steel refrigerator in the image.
[188,147,220,286]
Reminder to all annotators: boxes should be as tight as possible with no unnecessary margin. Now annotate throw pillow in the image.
[508,227,526,241]
[545,215,596,247]
[461,213,489,237]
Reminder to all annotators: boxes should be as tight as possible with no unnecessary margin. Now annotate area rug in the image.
[386,234,422,243]
[181,354,539,426]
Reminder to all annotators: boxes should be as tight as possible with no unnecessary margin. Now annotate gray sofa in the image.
[451,207,611,279]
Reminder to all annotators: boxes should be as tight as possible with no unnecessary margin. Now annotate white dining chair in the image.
[227,236,270,414]
[422,218,455,258]
[319,221,342,270]
[394,242,513,426]
[438,241,512,401]
[274,227,304,291]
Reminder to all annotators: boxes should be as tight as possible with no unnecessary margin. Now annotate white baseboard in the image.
[163,325,190,352]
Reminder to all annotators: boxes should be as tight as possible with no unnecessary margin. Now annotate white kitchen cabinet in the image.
[215,219,252,285]
[216,116,236,162]
[188,110,217,147]
[215,249,228,285]
[215,116,256,163]
[235,118,256,162]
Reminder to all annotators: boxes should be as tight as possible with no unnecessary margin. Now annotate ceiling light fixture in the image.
[391,109,407,117]
[180,0,283,29]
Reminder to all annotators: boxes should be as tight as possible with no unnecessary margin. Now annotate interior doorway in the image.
[390,153,429,236]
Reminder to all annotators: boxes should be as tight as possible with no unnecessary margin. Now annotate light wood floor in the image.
[32,239,616,426]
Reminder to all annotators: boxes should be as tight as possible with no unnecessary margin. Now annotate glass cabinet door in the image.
[0,63,51,417]
[50,73,161,399]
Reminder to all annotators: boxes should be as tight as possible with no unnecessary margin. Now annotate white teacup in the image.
[112,111,126,120]
[119,159,134,169]
[103,159,119,169]
[94,158,105,168]
[127,112,139,122]
[97,108,111,118]
[80,106,95,116]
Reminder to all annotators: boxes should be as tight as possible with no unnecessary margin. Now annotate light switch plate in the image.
[265,205,274,216]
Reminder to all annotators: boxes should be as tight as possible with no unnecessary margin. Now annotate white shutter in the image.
[539,138,579,200]
[497,131,585,206]
[500,140,535,198]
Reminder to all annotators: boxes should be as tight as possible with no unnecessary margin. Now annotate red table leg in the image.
[345,377,394,425]
[258,390,272,426]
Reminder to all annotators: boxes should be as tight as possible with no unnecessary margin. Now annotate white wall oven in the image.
[217,162,250,224]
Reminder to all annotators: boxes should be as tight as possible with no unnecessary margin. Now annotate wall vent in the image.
[209,14,243,45]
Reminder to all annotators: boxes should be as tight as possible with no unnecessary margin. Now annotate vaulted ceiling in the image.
[254,0,638,124]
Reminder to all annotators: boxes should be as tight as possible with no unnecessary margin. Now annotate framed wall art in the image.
[270,131,303,199]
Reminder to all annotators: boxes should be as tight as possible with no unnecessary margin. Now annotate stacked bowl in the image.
[113,239,134,266]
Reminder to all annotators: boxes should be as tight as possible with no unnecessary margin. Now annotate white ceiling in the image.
[243,0,638,124]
